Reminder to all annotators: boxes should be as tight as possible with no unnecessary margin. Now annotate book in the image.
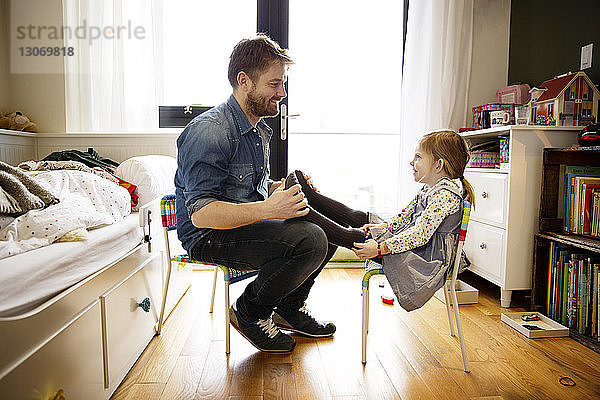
[592,192,600,237]
[563,166,600,232]
[574,177,600,234]
[561,253,570,326]
[547,242,554,315]
[567,255,576,328]
[592,263,598,337]
[583,185,600,235]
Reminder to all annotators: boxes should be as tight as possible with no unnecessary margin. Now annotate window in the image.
[567,84,576,101]
[583,83,590,100]
[287,0,403,217]
[582,102,592,117]
[160,2,257,107]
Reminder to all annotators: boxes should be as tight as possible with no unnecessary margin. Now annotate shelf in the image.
[544,145,600,152]
[534,144,600,355]
[465,167,508,174]
[460,125,581,139]
[569,329,600,354]
[535,232,600,252]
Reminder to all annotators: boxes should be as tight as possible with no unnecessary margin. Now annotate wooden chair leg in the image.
[443,280,455,336]
[209,266,218,313]
[361,285,369,364]
[224,278,231,354]
[450,283,470,372]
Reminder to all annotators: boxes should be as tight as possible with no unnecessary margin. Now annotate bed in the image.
[0,156,191,399]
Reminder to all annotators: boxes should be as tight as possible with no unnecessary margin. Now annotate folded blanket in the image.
[19,160,120,185]
[0,161,59,216]
[0,170,131,259]
[18,160,91,173]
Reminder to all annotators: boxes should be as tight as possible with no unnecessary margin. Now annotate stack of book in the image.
[546,242,600,337]
[562,166,600,236]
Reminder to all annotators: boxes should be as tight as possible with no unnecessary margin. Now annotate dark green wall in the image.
[508,0,600,88]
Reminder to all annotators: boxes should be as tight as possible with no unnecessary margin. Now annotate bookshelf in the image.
[532,146,600,353]
[459,126,579,307]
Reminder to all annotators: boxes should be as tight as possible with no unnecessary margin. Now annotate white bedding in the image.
[0,170,131,259]
[0,213,142,317]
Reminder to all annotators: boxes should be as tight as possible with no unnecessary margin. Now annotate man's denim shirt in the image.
[175,95,273,252]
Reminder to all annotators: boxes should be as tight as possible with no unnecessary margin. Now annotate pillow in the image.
[116,155,177,210]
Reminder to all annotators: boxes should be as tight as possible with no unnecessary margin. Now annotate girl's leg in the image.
[285,171,366,249]
[288,170,369,228]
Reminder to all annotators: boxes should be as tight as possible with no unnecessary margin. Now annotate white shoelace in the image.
[257,314,279,339]
[298,303,312,317]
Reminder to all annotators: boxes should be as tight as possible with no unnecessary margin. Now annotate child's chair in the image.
[361,200,471,372]
[159,194,258,353]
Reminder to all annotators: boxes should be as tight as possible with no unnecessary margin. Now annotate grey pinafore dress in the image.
[380,182,469,311]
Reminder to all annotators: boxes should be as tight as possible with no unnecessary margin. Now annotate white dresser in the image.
[460,126,580,307]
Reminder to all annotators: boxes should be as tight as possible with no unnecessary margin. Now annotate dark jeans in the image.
[190,219,336,320]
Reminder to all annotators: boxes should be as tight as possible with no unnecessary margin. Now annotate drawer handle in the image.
[481,191,488,198]
[48,389,65,400]
[138,297,151,312]
[479,242,487,250]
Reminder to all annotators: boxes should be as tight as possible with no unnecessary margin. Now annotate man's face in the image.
[246,62,287,118]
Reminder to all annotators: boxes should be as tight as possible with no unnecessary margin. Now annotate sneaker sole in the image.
[230,319,296,353]
[274,322,336,338]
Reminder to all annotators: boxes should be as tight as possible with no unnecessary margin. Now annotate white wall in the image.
[8,0,66,132]
[0,0,10,112]
[466,0,511,127]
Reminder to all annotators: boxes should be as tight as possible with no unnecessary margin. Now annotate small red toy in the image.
[521,314,540,321]
[381,295,394,305]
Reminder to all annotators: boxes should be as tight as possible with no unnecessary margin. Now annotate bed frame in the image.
[0,197,192,399]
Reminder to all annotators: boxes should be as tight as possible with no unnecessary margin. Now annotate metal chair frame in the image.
[159,195,258,354]
[361,200,472,372]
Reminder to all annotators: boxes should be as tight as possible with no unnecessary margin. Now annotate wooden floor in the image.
[111,268,600,400]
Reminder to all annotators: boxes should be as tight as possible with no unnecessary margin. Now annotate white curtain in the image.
[398,0,474,204]
[63,0,160,132]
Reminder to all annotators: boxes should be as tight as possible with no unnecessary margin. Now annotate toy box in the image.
[496,84,531,104]
[434,280,478,305]
[473,103,517,129]
[501,312,569,338]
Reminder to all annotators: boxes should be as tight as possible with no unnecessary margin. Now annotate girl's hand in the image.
[359,223,387,233]
[353,239,379,260]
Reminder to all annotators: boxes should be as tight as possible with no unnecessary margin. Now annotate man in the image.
[175,35,337,353]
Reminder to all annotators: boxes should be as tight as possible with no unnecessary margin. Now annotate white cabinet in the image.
[461,126,579,307]
[101,252,161,393]
[0,301,105,399]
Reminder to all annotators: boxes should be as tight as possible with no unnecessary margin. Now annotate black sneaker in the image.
[273,303,336,338]
[229,303,296,353]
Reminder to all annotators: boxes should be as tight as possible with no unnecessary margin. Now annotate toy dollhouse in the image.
[528,71,600,126]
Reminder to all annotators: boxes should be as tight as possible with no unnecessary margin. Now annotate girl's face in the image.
[410,145,442,186]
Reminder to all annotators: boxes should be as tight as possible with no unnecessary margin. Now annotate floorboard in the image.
[111,269,600,400]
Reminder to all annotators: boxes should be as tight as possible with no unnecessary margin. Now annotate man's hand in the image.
[268,179,285,195]
[264,182,309,219]
[353,239,379,260]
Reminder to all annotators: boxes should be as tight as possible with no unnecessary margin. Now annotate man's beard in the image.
[247,87,281,118]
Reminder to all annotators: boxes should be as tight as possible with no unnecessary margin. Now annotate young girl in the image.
[285,129,475,311]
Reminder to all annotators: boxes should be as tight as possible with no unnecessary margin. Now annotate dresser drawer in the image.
[101,252,161,391]
[464,221,505,285]
[0,301,105,399]
[465,171,508,227]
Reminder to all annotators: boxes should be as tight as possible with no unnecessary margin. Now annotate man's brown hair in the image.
[228,34,293,88]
